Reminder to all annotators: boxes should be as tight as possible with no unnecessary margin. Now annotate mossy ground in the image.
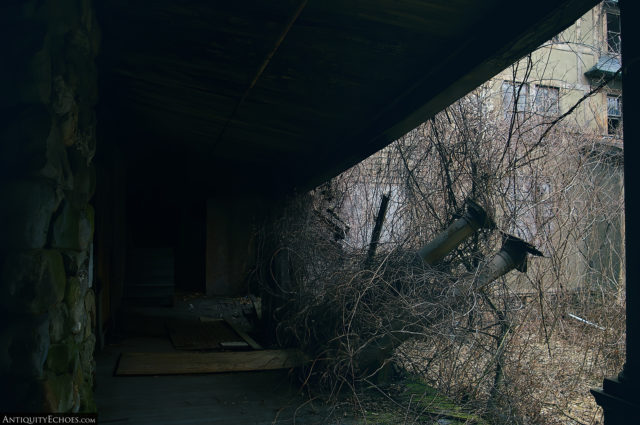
[359,376,487,425]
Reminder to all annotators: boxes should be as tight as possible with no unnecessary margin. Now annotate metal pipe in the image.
[418,200,494,265]
[476,234,544,289]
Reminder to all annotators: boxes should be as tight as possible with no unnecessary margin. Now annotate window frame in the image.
[607,93,622,136]
[606,11,621,54]
[501,80,530,119]
[533,85,560,116]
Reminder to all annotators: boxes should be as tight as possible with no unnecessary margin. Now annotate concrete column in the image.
[591,1,640,422]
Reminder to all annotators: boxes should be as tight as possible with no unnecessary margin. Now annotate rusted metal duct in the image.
[475,234,544,289]
[417,200,494,265]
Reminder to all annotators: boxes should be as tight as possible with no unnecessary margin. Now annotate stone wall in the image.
[1,0,99,412]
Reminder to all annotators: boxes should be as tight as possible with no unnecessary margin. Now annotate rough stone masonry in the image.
[1,0,99,412]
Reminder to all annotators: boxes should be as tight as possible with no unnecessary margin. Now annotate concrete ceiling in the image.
[97,0,599,195]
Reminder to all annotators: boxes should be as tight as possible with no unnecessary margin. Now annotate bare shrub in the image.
[253,52,625,424]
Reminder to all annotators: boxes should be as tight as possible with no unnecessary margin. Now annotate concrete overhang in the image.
[97,0,600,195]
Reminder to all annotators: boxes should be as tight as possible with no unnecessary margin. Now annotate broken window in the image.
[607,94,622,135]
[533,85,559,116]
[606,12,621,54]
[502,81,529,118]
[503,175,555,244]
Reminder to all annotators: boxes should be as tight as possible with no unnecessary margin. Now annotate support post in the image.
[365,193,390,268]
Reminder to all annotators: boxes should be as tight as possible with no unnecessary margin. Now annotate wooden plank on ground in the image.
[167,318,243,350]
[115,349,306,376]
[210,317,263,350]
[220,341,249,349]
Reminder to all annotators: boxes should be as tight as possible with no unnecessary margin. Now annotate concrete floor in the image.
[95,338,334,424]
[95,295,355,424]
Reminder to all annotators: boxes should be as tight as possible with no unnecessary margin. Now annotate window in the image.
[607,12,621,54]
[533,85,559,116]
[502,81,529,118]
[607,94,622,135]
[503,175,554,243]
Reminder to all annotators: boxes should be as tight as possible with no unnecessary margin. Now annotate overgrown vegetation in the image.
[254,51,625,424]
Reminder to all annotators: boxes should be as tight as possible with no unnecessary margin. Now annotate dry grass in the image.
[392,298,625,425]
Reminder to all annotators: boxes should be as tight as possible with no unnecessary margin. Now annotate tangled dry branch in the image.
[252,54,625,425]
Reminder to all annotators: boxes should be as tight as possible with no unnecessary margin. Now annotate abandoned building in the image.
[1,0,638,423]
[340,1,624,296]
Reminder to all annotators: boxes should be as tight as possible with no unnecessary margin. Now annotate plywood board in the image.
[115,349,306,376]
[201,316,263,350]
[166,319,243,350]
